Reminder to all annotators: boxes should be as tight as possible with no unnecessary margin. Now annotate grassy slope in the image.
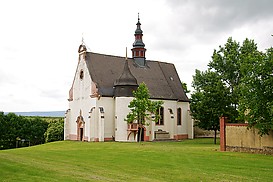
[0,138,272,182]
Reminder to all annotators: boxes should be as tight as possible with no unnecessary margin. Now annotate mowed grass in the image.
[0,139,272,182]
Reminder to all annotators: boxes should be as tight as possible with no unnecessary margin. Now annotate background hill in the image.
[4,111,65,117]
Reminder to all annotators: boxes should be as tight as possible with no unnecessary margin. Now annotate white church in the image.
[64,16,193,142]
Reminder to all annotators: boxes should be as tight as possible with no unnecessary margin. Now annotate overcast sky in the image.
[1,0,273,112]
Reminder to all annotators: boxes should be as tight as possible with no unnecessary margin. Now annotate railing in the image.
[127,123,138,131]
[127,123,139,140]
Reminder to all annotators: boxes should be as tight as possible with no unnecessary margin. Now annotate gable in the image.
[85,52,189,102]
[69,54,96,101]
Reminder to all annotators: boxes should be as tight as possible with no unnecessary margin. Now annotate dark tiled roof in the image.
[85,52,189,102]
[114,59,138,87]
[113,58,138,97]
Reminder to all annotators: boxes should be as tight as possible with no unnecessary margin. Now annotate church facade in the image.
[64,17,193,142]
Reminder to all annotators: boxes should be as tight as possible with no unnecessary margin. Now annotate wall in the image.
[152,100,192,140]
[65,52,96,141]
[154,100,176,139]
[97,97,115,141]
[220,117,273,154]
[115,97,133,141]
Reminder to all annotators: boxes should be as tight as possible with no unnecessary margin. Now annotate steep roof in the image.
[85,52,189,102]
[114,58,138,87]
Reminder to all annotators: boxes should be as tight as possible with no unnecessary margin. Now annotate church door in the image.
[137,127,144,142]
[79,128,84,141]
[76,115,85,141]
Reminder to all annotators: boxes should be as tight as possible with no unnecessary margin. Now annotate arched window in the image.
[177,108,182,125]
[156,107,164,125]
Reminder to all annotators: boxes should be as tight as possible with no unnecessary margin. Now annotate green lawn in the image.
[0,138,272,182]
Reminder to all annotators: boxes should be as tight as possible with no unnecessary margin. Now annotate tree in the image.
[0,113,48,149]
[182,82,190,94]
[208,38,261,122]
[191,70,233,144]
[45,119,64,143]
[125,83,163,142]
[0,112,9,149]
[209,37,273,135]
[191,37,273,140]
[208,37,242,120]
[25,117,48,145]
[239,47,273,135]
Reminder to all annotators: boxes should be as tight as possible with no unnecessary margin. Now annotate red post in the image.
[220,117,227,151]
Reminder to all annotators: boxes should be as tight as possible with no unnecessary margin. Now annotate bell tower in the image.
[131,13,146,67]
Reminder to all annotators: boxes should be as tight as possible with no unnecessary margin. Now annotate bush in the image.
[45,119,64,143]
[0,112,48,149]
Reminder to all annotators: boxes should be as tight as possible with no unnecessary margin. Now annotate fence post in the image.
[220,117,227,151]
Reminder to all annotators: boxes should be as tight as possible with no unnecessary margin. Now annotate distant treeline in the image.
[0,112,64,150]
[4,111,65,117]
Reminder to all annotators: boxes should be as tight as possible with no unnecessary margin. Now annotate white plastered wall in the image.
[64,109,71,140]
[114,97,133,141]
[96,97,115,140]
[66,54,96,141]
[149,100,193,140]
[176,101,193,139]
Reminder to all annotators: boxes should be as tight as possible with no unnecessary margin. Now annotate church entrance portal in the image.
[137,127,144,142]
[79,128,83,141]
[76,115,85,141]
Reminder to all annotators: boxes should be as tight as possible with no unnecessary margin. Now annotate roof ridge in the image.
[87,51,126,59]
[87,52,176,65]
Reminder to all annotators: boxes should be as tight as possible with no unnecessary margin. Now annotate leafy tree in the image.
[182,82,190,94]
[45,119,64,142]
[208,37,242,118]
[125,83,163,142]
[192,37,273,139]
[239,47,273,135]
[0,113,48,149]
[0,112,9,149]
[191,70,233,144]
[29,117,48,145]
[3,113,20,149]
[0,112,4,137]
[208,38,261,121]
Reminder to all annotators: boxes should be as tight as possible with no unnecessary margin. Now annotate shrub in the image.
[45,119,64,143]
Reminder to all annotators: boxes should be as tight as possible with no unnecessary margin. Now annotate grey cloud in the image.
[148,0,273,55]
[166,0,273,35]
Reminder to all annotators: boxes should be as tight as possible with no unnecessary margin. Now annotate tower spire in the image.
[132,13,146,67]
